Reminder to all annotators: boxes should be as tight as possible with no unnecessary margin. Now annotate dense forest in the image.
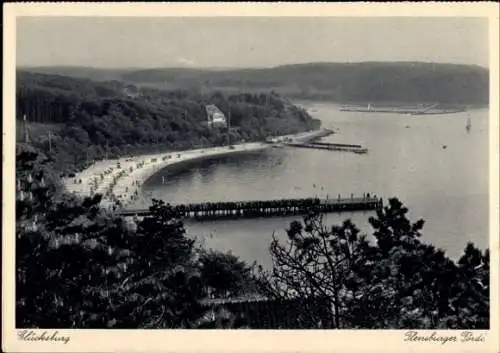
[16,71,319,173]
[23,62,489,105]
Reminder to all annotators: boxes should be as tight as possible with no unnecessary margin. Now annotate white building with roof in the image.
[205,104,227,128]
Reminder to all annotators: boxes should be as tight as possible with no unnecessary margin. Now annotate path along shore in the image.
[63,142,270,210]
[62,129,331,211]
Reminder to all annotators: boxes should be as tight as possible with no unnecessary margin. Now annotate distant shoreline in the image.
[293,99,488,110]
[18,62,489,107]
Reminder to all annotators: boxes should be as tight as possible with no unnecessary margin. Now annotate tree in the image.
[16,144,118,327]
[198,249,258,299]
[443,243,489,329]
[65,126,90,145]
[16,147,207,328]
[257,213,365,328]
[258,198,490,329]
[17,72,320,174]
[106,199,205,328]
[18,147,256,329]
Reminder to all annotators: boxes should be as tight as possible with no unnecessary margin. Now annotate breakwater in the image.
[118,196,382,220]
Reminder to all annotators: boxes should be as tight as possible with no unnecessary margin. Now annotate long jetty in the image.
[118,196,383,220]
[287,142,368,154]
[266,128,368,154]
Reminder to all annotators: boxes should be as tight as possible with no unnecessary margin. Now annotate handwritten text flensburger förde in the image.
[404,331,486,345]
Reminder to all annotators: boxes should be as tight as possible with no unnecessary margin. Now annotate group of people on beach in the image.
[71,146,260,212]
[99,155,172,211]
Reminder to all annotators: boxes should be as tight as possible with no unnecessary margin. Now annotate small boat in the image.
[442,145,448,149]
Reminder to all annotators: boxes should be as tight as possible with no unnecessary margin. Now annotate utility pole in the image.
[23,115,29,143]
[48,130,52,153]
[227,110,231,147]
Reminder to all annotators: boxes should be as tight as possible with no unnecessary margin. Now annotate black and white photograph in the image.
[3,2,499,352]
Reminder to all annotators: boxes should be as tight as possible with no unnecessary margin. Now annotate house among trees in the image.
[123,84,140,98]
[205,104,227,128]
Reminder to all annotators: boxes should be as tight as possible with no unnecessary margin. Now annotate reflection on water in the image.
[142,103,489,269]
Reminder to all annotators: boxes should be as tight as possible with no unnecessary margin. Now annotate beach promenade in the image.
[63,142,270,210]
[63,129,333,210]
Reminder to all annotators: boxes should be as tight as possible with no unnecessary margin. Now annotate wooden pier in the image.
[287,142,368,154]
[118,196,382,220]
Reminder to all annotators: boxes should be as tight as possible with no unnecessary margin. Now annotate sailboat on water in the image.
[466,116,472,133]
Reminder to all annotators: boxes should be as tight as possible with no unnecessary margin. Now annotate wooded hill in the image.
[22,62,489,105]
[16,71,319,173]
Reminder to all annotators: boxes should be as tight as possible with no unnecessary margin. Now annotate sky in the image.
[16,17,489,69]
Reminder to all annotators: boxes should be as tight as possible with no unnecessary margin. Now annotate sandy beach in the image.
[63,142,270,210]
[62,129,331,210]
